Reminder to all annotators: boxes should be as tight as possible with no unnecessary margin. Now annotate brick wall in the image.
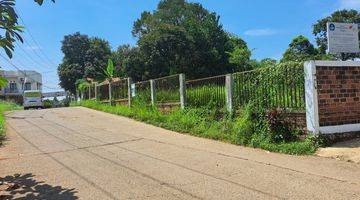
[317,66,360,126]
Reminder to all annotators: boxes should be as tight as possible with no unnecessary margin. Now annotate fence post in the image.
[108,82,112,106]
[88,85,91,99]
[127,77,132,107]
[179,73,186,109]
[225,74,234,113]
[94,83,98,100]
[150,79,156,106]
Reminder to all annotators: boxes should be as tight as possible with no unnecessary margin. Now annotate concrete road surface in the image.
[0,107,360,200]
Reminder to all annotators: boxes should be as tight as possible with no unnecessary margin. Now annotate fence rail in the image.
[133,80,151,104]
[153,74,180,104]
[80,63,305,112]
[186,75,226,108]
[233,65,305,110]
[98,82,109,102]
[112,78,129,101]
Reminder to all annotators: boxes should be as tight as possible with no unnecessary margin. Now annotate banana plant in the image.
[0,76,8,88]
[104,59,114,105]
[75,79,90,100]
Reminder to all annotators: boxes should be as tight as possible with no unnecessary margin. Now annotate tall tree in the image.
[281,35,319,62]
[313,9,360,60]
[84,37,112,80]
[227,34,252,71]
[58,32,112,93]
[132,0,245,79]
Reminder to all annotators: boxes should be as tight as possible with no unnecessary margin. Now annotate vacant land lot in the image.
[0,107,360,199]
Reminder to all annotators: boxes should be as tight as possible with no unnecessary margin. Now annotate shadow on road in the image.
[0,173,78,200]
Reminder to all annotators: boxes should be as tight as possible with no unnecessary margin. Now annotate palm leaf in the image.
[0,76,8,88]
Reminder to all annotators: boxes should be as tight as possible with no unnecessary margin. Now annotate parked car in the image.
[23,90,44,110]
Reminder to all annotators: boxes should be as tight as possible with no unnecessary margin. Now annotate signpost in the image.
[327,22,359,55]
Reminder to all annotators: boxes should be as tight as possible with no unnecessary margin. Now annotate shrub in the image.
[0,101,21,145]
[43,99,53,108]
[74,100,318,155]
[265,108,298,143]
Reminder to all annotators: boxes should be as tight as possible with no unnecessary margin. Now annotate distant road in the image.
[1,107,360,199]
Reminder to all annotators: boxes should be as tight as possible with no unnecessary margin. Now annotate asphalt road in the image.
[0,107,360,200]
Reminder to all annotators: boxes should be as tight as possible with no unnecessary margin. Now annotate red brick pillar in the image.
[305,61,360,134]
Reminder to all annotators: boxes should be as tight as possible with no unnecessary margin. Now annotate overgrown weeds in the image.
[73,100,321,155]
[0,101,22,145]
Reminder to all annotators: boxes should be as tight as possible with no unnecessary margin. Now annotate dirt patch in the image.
[317,138,360,164]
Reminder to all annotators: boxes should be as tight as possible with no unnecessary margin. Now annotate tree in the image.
[84,37,112,80]
[132,0,244,80]
[313,9,360,60]
[75,79,90,99]
[58,63,84,94]
[58,32,112,93]
[227,34,252,71]
[58,33,90,93]
[281,35,319,62]
[0,0,54,58]
[111,44,132,78]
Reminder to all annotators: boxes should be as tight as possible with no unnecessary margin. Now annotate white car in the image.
[23,90,44,110]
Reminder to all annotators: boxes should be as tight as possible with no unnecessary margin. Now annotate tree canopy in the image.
[313,9,360,60]
[57,32,112,93]
[281,35,319,62]
[130,0,251,80]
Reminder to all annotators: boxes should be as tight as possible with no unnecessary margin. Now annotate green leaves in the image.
[0,0,23,58]
[130,0,247,80]
[34,0,55,6]
[0,77,8,88]
[104,59,114,80]
[75,79,90,92]
[0,0,54,58]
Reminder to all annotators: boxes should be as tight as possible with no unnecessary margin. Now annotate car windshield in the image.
[24,92,41,98]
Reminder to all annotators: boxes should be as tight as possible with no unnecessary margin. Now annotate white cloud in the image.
[339,0,360,10]
[244,28,278,36]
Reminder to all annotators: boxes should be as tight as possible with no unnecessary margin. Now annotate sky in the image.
[1,0,359,92]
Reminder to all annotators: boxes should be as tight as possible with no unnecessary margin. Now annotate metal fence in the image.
[112,78,129,103]
[153,74,180,104]
[233,65,305,110]
[186,75,226,108]
[98,82,109,102]
[133,80,151,104]
[89,84,96,100]
[81,63,305,112]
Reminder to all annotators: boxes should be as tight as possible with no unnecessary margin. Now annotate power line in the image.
[0,54,60,90]
[14,41,51,70]
[15,8,58,67]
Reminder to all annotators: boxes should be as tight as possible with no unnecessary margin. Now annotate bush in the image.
[43,99,53,108]
[74,100,318,155]
[265,108,298,143]
[0,101,21,145]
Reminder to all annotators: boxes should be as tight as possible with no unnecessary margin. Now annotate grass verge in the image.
[0,101,22,145]
[73,100,319,155]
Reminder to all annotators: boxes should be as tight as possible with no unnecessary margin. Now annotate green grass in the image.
[73,100,318,155]
[0,101,22,145]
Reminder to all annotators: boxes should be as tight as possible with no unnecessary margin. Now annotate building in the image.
[0,70,42,95]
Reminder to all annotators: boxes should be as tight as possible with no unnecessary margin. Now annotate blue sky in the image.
[1,0,359,92]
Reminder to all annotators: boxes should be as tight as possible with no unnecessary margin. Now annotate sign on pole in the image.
[327,22,359,54]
